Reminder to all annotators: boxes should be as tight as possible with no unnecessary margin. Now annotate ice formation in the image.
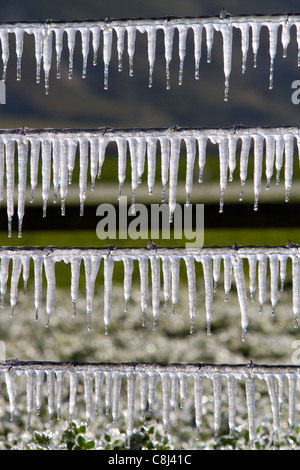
[1,360,299,446]
[1,13,300,98]
[0,244,298,338]
[0,125,299,236]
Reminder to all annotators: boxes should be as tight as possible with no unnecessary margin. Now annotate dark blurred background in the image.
[0,0,300,240]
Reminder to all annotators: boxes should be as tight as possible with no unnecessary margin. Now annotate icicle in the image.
[279,255,288,292]
[228,135,238,182]
[29,138,40,203]
[292,255,300,328]
[66,27,76,80]
[276,373,286,413]
[251,23,261,68]
[21,255,30,294]
[126,372,137,444]
[239,23,250,74]
[220,24,233,101]
[275,135,284,184]
[41,139,52,217]
[201,255,214,335]
[5,369,16,421]
[139,256,148,326]
[150,255,160,330]
[137,137,147,184]
[218,137,229,213]
[227,375,237,434]
[258,254,268,315]
[205,24,214,63]
[212,255,221,293]
[33,369,45,417]
[139,372,148,419]
[94,371,104,414]
[112,372,122,423]
[197,135,207,183]
[59,139,69,215]
[169,137,181,222]
[0,30,9,81]
[239,135,252,201]
[68,372,79,423]
[265,374,280,444]
[146,26,157,88]
[114,26,125,72]
[83,371,94,425]
[51,138,60,204]
[269,254,279,316]
[127,26,136,77]
[168,374,178,412]
[91,27,100,67]
[26,370,36,429]
[192,25,203,80]
[67,139,77,186]
[178,25,188,86]
[161,372,171,435]
[44,257,56,327]
[79,137,89,216]
[15,29,24,80]
[33,255,43,320]
[103,28,113,90]
[281,21,291,58]
[70,256,81,316]
[284,134,294,203]
[42,29,53,94]
[33,29,43,84]
[17,139,28,238]
[265,135,275,189]
[80,28,90,80]
[0,256,10,307]
[5,139,15,237]
[288,373,297,430]
[184,256,196,334]
[88,137,98,191]
[245,375,256,448]
[164,26,175,89]
[103,256,114,335]
[184,137,196,206]
[123,257,133,312]
[55,28,64,79]
[128,137,139,213]
[84,255,101,330]
[161,256,171,314]
[160,137,170,202]
[170,256,180,316]
[97,136,108,179]
[212,374,222,438]
[248,255,257,301]
[147,372,158,412]
[223,255,232,301]
[179,373,188,409]
[194,374,204,438]
[233,257,249,341]
[253,135,264,211]
[56,370,65,420]
[268,24,279,89]
[116,137,127,199]
[146,137,157,195]
[10,257,22,316]
[46,370,56,422]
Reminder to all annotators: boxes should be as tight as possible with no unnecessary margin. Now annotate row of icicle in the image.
[1,13,300,97]
[2,361,300,447]
[0,126,299,237]
[0,245,299,340]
